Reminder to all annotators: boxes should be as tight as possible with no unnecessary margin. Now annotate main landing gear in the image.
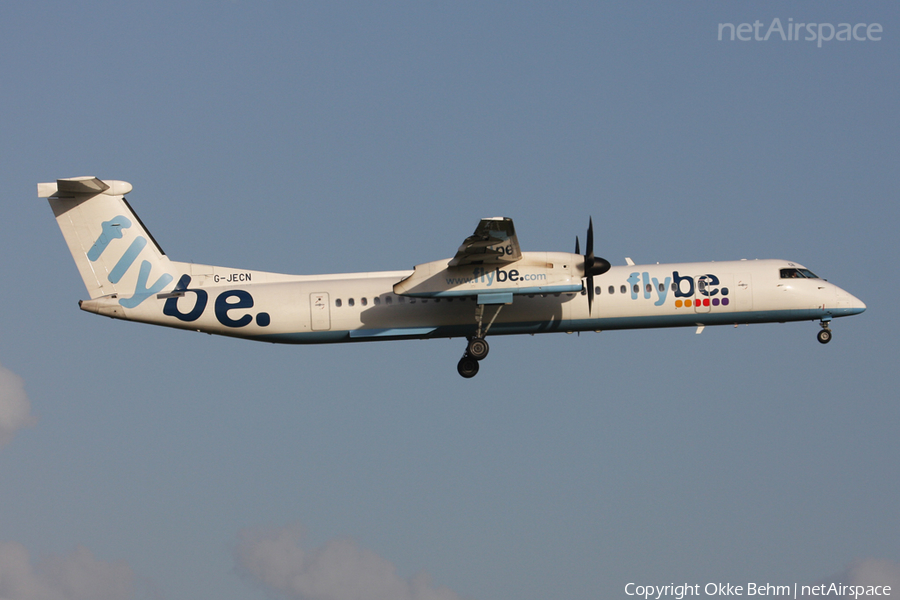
[457,337,489,378]
[817,318,833,344]
[457,303,501,378]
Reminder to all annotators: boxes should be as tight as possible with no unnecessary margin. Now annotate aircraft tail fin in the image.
[39,177,176,306]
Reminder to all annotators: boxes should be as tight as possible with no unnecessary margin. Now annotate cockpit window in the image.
[780,268,819,279]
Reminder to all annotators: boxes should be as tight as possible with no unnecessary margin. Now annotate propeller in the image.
[575,217,611,314]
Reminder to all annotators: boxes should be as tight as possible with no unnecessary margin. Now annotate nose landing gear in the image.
[817,318,833,344]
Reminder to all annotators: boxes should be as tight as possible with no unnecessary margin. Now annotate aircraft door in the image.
[733,274,752,312]
[309,292,331,331]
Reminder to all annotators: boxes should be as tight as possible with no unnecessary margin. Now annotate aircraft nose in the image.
[831,284,865,316]
[836,287,866,315]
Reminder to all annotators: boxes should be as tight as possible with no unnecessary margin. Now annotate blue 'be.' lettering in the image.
[215,289,255,327]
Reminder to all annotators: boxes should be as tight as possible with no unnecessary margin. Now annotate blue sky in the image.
[1,2,898,599]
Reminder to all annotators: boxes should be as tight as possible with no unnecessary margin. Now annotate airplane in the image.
[39,176,866,378]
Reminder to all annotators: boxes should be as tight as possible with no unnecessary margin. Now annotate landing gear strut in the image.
[457,302,503,378]
[817,319,832,344]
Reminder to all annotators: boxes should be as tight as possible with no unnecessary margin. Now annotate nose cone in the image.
[835,286,866,316]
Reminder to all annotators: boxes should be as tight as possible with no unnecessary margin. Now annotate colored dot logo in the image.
[675,289,729,308]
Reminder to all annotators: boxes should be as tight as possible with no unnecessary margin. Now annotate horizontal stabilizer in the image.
[38,177,133,198]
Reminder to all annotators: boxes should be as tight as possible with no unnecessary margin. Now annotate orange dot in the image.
[685,299,692,307]
[675,300,683,308]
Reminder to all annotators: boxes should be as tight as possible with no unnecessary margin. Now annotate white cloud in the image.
[799,558,900,598]
[0,363,37,448]
[826,558,900,586]
[0,542,133,600]
[235,524,469,600]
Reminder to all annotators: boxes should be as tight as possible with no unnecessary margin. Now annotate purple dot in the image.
[712,298,720,306]
[722,298,730,306]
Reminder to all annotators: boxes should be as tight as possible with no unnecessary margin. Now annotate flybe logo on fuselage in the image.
[625,271,730,308]
[163,275,271,328]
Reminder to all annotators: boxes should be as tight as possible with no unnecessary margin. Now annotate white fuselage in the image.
[79,256,866,344]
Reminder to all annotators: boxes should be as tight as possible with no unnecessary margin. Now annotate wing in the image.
[448,217,522,266]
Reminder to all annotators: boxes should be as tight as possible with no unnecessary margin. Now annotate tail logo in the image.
[88,215,173,308]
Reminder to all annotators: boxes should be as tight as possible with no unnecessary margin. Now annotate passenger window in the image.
[608,286,615,294]
[361,297,368,306]
[595,286,602,295]
[632,284,639,294]
[386,296,393,305]
[658,283,665,292]
[374,296,381,305]
[335,298,342,307]
[620,285,626,294]
[671,282,677,292]
[645,284,652,293]
[348,298,355,307]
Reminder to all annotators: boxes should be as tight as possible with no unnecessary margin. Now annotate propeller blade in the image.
[586,217,594,267]
[584,216,610,276]
[579,216,610,315]
[587,274,594,314]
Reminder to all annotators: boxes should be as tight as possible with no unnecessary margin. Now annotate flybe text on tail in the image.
[88,215,173,307]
